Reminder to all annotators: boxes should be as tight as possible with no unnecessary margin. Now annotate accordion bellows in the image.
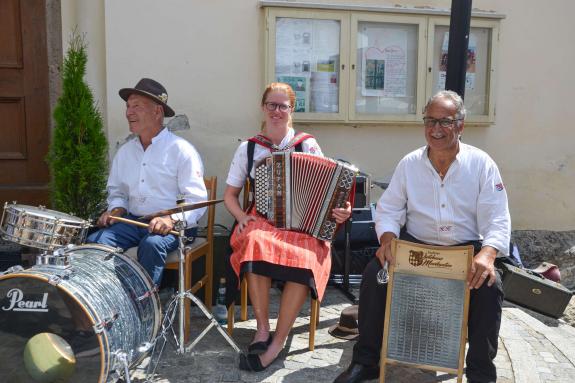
[254,152,357,241]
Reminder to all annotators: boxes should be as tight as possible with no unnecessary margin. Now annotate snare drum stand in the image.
[146,217,240,380]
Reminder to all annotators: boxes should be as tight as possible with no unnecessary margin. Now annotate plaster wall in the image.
[65,0,574,230]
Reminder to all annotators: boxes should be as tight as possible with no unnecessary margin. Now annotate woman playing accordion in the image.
[224,82,352,372]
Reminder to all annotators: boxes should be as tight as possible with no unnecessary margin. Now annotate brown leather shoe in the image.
[333,362,379,383]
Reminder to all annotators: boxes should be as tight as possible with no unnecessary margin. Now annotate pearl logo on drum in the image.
[2,288,49,312]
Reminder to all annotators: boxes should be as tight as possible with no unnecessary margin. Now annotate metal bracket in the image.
[48,274,63,286]
[0,265,24,276]
[93,312,119,334]
[137,285,159,302]
[112,350,132,383]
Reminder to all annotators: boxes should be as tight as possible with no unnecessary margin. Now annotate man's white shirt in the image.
[107,128,207,227]
[375,143,511,254]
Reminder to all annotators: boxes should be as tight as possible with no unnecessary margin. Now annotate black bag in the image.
[499,262,573,318]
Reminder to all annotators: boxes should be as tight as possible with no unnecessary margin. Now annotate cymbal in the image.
[141,199,223,220]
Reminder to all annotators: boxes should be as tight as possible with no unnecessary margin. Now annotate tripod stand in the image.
[145,214,240,380]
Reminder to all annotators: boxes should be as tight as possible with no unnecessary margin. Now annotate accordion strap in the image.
[248,131,313,151]
[246,131,313,187]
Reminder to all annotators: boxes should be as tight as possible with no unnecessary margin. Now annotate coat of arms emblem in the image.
[408,250,424,266]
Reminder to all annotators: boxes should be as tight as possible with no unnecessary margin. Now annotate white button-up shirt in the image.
[107,128,207,227]
[375,143,511,254]
[226,128,322,188]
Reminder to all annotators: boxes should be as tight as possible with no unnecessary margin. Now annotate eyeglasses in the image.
[423,117,462,128]
[264,102,292,112]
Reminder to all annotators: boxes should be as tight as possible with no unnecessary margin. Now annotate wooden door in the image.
[0,0,51,206]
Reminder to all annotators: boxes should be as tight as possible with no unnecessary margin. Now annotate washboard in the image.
[379,239,473,383]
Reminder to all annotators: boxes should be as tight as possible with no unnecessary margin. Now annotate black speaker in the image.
[331,245,379,275]
[331,204,379,278]
[333,205,378,248]
[353,174,371,208]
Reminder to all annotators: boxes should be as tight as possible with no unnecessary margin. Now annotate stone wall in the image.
[512,230,575,289]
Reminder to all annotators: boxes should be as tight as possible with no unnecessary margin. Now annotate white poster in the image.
[310,71,338,113]
[361,27,408,97]
[437,32,477,92]
[275,18,313,76]
[275,18,340,113]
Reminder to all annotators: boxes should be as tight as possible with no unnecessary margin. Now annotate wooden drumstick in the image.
[109,215,180,236]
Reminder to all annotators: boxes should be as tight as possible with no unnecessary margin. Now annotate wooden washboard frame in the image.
[379,239,473,383]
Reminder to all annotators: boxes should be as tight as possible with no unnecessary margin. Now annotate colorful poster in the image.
[277,75,309,112]
[275,18,340,113]
[437,32,477,91]
[361,27,408,97]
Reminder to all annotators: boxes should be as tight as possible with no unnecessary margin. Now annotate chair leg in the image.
[184,256,192,344]
[205,248,213,311]
[240,278,248,321]
[227,302,235,335]
[309,298,319,351]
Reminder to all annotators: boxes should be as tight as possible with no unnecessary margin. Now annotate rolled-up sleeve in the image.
[374,161,407,242]
[477,159,511,255]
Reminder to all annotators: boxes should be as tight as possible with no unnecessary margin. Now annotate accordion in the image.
[254,152,357,241]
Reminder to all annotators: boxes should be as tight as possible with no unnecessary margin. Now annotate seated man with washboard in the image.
[334,90,511,383]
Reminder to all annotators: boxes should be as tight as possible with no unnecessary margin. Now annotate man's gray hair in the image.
[424,90,467,120]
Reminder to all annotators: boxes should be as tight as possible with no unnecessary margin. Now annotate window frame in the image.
[264,6,501,125]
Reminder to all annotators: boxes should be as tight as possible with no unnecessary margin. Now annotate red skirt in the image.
[229,214,332,301]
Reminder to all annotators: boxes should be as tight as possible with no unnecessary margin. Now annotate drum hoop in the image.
[0,230,87,251]
[0,271,109,380]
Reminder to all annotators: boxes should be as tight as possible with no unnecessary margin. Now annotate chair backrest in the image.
[242,178,251,211]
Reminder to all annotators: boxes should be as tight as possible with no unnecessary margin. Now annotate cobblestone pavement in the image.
[129,287,575,383]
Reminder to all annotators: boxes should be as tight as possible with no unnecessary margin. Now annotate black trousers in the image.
[352,232,504,383]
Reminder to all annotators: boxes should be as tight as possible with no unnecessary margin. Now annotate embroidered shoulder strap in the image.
[245,131,314,191]
[247,131,313,152]
[288,131,314,150]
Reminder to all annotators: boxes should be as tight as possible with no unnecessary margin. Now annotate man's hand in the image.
[468,246,497,289]
[97,207,126,227]
[149,215,175,235]
[375,232,397,267]
[332,201,352,223]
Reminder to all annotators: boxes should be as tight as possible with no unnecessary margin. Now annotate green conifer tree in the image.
[47,32,108,220]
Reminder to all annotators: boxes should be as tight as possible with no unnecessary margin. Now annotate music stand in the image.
[145,204,240,380]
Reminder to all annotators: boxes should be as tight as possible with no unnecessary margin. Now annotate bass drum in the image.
[0,244,161,383]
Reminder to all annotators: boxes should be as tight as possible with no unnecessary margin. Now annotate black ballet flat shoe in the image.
[239,353,278,372]
[247,333,273,354]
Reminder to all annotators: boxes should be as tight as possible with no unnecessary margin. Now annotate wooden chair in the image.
[225,179,320,351]
[164,176,217,343]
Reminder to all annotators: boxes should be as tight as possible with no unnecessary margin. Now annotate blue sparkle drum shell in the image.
[0,244,161,382]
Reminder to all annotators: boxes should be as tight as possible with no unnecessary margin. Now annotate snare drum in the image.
[0,203,90,250]
[0,244,161,382]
